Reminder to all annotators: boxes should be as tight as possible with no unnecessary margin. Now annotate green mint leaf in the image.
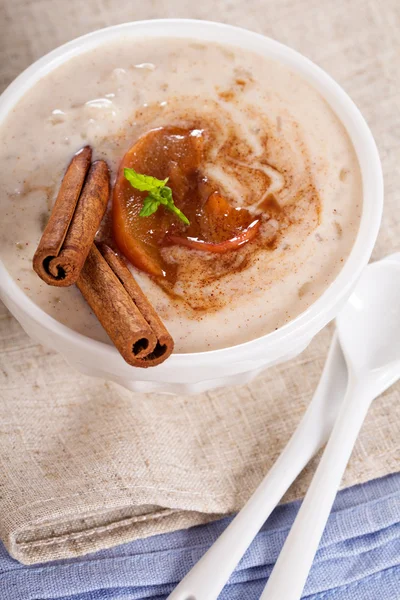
[139,196,161,217]
[147,189,162,202]
[158,194,169,206]
[124,168,190,225]
[166,203,190,226]
[160,187,173,203]
[159,187,190,224]
[124,168,168,192]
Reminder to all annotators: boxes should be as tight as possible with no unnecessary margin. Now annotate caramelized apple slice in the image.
[113,127,203,277]
[167,191,260,253]
[201,192,259,243]
[113,128,261,275]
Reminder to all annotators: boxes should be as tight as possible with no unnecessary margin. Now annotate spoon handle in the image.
[260,377,372,600]
[167,335,347,600]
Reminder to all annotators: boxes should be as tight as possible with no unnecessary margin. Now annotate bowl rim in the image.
[0,18,383,366]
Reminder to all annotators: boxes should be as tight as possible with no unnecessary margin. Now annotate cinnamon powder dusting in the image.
[104,98,321,314]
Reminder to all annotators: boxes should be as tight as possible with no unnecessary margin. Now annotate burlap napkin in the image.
[0,0,399,565]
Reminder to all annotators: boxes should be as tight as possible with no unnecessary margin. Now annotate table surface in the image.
[0,0,399,575]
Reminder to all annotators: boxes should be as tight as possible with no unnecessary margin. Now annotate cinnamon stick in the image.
[76,243,174,367]
[33,147,110,286]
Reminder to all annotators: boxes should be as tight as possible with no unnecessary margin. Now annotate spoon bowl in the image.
[337,258,400,388]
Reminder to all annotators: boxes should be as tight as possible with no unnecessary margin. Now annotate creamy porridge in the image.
[0,37,362,352]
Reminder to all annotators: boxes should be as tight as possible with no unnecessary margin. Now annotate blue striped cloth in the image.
[1,473,399,599]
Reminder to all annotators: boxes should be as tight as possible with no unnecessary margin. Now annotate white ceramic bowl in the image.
[0,20,383,395]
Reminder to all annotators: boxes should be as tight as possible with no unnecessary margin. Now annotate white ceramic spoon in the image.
[260,254,400,600]
[167,333,348,600]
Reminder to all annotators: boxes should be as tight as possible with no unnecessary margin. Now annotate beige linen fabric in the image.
[0,0,399,565]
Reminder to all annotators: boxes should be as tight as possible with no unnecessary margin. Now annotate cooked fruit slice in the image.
[113,127,261,276]
[113,127,203,277]
[200,191,260,243]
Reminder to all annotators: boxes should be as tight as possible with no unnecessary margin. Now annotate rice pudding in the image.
[0,37,362,352]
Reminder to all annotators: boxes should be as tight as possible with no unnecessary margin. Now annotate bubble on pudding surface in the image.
[85,98,115,110]
[83,97,119,129]
[134,62,156,71]
[48,109,66,125]
[111,67,127,80]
